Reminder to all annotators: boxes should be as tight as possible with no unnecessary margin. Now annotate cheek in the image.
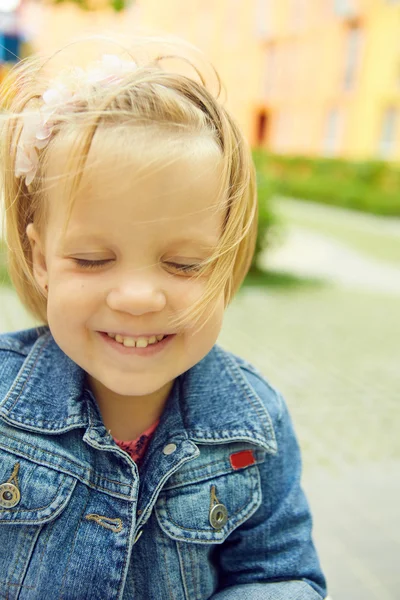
[171,278,207,305]
[46,279,93,324]
[186,292,225,337]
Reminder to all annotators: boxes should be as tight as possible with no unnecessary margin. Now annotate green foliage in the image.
[256,152,400,216]
[50,0,130,11]
[251,151,278,272]
[0,240,11,287]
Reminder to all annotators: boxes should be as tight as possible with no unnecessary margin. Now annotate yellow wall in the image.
[20,0,400,160]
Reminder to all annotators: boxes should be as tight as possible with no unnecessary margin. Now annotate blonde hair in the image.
[0,35,257,329]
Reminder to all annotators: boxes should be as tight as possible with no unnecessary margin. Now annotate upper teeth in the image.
[107,333,165,348]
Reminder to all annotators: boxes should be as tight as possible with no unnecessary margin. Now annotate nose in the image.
[106,276,167,316]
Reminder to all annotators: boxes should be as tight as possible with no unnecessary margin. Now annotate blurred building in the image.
[14,0,400,160]
[253,0,400,161]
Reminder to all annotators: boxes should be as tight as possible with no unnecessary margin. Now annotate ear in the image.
[26,223,48,292]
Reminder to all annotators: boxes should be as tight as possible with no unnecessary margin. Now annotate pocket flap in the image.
[156,460,262,544]
[0,450,77,525]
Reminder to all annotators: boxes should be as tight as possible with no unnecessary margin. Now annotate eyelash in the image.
[73,259,110,269]
[72,258,202,273]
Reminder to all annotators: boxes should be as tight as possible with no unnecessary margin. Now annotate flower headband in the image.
[15,54,138,186]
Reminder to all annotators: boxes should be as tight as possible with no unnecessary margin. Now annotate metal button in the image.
[209,503,228,530]
[163,443,177,455]
[0,483,20,508]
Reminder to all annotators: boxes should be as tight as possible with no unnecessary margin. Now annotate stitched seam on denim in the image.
[161,469,259,532]
[4,527,40,591]
[58,491,91,600]
[188,541,200,600]
[116,498,136,600]
[6,522,26,588]
[0,439,131,496]
[31,521,53,579]
[13,522,53,592]
[221,348,276,431]
[164,460,264,491]
[136,454,199,530]
[2,416,85,427]
[158,472,262,544]
[159,536,175,600]
[1,476,67,515]
[4,525,45,594]
[164,461,261,490]
[176,541,191,600]
[0,478,76,524]
[0,343,27,355]
[3,335,52,414]
[222,352,276,442]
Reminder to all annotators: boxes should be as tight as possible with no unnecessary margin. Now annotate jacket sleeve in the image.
[210,369,328,600]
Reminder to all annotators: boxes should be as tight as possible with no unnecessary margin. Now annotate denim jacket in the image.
[0,326,327,600]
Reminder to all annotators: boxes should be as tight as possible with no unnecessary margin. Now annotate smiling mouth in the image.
[104,332,169,348]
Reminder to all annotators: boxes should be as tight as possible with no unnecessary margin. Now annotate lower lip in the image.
[98,332,175,356]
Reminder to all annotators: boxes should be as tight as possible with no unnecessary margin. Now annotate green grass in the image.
[243,268,326,290]
[274,197,400,267]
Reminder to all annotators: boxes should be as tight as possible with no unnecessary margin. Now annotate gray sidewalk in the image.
[218,198,400,600]
[219,284,399,600]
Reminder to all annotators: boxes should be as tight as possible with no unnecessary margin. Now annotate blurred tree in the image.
[49,0,133,12]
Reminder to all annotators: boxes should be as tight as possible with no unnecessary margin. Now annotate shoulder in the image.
[0,326,49,394]
[0,325,48,356]
[212,344,285,423]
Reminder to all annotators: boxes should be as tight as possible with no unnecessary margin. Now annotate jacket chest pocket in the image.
[155,445,264,544]
[0,448,77,600]
[151,446,264,600]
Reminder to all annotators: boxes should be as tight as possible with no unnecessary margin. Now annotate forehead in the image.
[47,128,225,243]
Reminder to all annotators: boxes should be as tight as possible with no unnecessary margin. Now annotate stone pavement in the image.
[218,198,400,600]
[218,283,400,600]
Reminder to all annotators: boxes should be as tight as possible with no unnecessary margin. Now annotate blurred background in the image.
[1,1,399,599]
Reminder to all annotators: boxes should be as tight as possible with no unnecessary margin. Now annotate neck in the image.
[86,376,173,441]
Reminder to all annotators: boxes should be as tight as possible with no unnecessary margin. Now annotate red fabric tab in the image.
[230,450,255,470]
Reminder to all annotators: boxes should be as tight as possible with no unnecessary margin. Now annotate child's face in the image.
[28,132,226,408]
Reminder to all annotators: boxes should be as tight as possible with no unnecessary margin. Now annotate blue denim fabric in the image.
[0,326,327,599]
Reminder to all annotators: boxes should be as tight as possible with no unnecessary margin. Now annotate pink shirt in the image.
[113,419,160,468]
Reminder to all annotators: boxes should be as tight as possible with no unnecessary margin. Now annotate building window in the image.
[323,109,343,156]
[343,26,362,90]
[378,108,398,158]
[255,110,270,146]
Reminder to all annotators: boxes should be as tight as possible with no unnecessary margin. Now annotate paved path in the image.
[219,199,400,600]
[263,224,400,294]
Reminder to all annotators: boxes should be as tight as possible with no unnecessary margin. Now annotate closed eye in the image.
[72,258,203,273]
[166,262,202,274]
[73,258,112,269]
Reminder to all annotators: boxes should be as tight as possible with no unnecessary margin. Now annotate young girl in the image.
[0,36,327,599]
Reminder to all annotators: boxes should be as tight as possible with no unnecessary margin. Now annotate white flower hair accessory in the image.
[15,54,137,186]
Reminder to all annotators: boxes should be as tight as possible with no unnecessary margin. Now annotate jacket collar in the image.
[0,327,277,454]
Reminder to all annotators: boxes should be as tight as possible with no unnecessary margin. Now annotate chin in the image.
[104,378,170,398]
